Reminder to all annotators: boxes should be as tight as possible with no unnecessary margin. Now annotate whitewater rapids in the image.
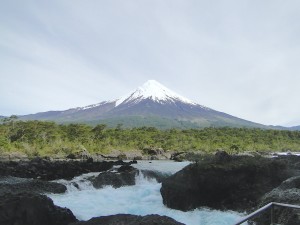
[48,161,246,225]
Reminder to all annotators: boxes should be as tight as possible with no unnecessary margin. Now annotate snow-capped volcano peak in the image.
[116,80,196,106]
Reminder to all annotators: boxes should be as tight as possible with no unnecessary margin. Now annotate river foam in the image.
[48,161,246,225]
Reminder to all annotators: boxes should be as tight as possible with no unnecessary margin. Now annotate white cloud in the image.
[0,0,300,126]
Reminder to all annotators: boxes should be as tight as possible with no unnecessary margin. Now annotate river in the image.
[48,161,246,225]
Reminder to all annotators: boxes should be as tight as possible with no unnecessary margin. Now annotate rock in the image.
[171,151,206,162]
[80,148,91,159]
[0,152,28,161]
[70,214,184,225]
[92,153,105,161]
[100,149,122,159]
[171,152,186,162]
[143,147,170,160]
[140,170,170,183]
[0,192,77,225]
[131,160,138,164]
[133,156,143,160]
[66,153,77,159]
[214,150,231,162]
[67,147,91,160]
[276,175,300,190]
[114,160,137,166]
[117,165,135,173]
[86,157,93,163]
[143,147,164,156]
[122,150,144,160]
[160,156,291,211]
[0,158,114,180]
[117,153,127,160]
[235,151,258,157]
[90,168,138,188]
[0,176,67,196]
[253,176,300,225]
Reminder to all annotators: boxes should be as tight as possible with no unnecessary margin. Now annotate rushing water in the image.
[48,161,246,225]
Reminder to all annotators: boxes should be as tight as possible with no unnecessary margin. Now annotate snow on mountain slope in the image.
[116,80,198,106]
[19,80,266,128]
[76,101,115,111]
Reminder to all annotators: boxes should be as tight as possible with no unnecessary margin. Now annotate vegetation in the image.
[1,117,300,157]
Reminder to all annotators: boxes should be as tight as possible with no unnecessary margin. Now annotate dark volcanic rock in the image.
[253,176,300,225]
[140,170,169,183]
[214,150,231,163]
[91,168,138,188]
[0,192,77,225]
[161,156,292,211]
[70,214,184,225]
[0,157,114,180]
[0,176,66,196]
[117,165,136,173]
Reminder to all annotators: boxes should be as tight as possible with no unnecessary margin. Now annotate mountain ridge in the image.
[16,80,286,129]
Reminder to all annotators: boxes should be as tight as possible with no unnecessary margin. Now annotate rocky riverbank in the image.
[160,152,300,224]
[1,153,300,225]
[0,157,137,180]
[0,157,182,225]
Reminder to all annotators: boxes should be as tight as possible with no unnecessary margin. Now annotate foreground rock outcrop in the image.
[253,176,300,225]
[0,192,77,225]
[161,155,294,211]
[70,214,184,225]
[0,176,66,196]
[0,157,115,180]
[90,165,169,188]
[90,165,138,188]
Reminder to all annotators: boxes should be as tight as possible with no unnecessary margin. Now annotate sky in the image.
[1,0,300,126]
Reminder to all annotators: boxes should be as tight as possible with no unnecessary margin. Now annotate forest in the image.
[1,117,300,157]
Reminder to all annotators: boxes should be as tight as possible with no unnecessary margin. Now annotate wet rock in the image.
[90,168,138,188]
[70,214,184,225]
[0,192,77,225]
[117,165,135,173]
[140,170,170,183]
[0,176,66,196]
[161,156,291,211]
[114,160,137,166]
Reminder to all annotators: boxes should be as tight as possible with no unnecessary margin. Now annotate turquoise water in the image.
[48,161,245,225]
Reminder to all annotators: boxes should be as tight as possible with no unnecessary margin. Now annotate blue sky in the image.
[1,0,300,126]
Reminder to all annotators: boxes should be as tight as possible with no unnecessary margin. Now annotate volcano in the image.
[21,80,264,129]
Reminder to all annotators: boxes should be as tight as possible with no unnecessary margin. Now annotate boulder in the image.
[140,170,169,183]
[70,214,184,225]
[214,150,231,162]
[253,176,300,225]
[0,192,77,225]
[90,168,138,189]
[0,176,66,196]
[161,156,291,211]
[117,165,136,173]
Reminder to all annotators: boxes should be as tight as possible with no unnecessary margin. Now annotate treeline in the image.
[1,119,300,157]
